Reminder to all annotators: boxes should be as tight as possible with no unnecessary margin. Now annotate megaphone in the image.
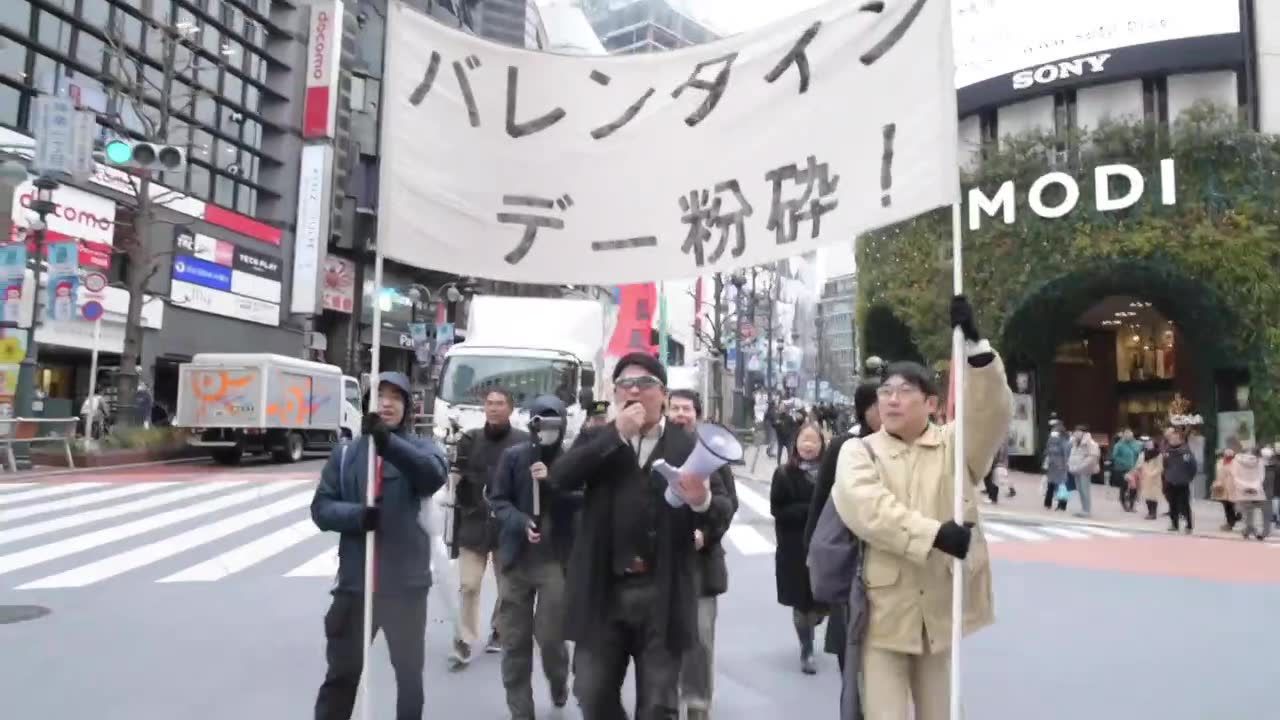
[654,423,744,507]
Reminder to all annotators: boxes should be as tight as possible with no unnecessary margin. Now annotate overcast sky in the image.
[673,0,830,35]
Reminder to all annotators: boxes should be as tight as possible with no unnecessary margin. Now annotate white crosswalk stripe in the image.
[0,482,107,506]
[0,482,35,493]
[286,547,338,578]
[0,482,179,522]
[159,518,320,583]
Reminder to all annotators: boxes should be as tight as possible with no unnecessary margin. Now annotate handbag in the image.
[1054,480,1071,503]
[807,440,873,605]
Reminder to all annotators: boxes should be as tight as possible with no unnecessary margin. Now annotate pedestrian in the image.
[488,395,576,719]
[1067,425,1100,518]
[982,444,1008,505]
[1229,448,1270,540]
[1265,444,1280,525]
[311,371,449,720]
[1162,427,1198,534]
[1042,420,1070,512]
[1111,428,1142,512]
[1211,440,1242,531]
[668,389,738,720]
[830,296,1012,720]
[549,352,724,720]
[771,422,829,675]
[449,387,529,669]
[764,401,779,459]
[775,407,796,464]
[1133,437,1164,520]
[803,383,879,676]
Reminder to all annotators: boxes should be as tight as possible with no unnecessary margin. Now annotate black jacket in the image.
[454,423,528,551]
[490,441,578,572]
[771,463,823,612]
[548,422,701,653]
[693,465,737,596]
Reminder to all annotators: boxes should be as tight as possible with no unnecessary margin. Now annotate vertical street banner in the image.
[45,241,79,322]
[0,243,26,325]
[607,283,658,357]
[378,0,958,283]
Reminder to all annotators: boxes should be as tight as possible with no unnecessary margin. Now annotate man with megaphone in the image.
[548,352,737,720]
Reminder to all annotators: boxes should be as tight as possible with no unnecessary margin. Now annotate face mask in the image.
[537,429,559,446]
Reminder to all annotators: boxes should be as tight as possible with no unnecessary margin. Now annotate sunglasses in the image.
[616,375,663,391]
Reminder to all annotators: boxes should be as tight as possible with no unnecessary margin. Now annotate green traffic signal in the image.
[104,140,132,165]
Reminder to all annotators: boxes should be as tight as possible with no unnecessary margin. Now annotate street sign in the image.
[31,96,96,181]
[82,300,104,321]
[69,110,97,182]
[83,272,108,293]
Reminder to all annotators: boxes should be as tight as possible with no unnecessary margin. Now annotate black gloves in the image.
[933,520,974,560]
[360,506,381,532]
[950,295,980,343]
[363,412,390,454]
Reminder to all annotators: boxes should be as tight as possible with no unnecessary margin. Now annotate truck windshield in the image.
[438,355,577,407]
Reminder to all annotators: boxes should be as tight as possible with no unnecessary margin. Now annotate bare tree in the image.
[100,12,213,425]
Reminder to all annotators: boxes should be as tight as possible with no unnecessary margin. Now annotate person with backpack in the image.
[829,297,1013,720]
[311,372,449,720]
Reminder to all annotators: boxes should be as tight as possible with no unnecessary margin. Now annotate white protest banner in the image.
[380,0,958,284]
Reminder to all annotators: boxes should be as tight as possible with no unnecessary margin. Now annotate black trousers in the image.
[315,591,428,720]
[573,577,681,720]
[1220,500,1240,528]
[1043,481,1067,511]
[1166,486,1193,530]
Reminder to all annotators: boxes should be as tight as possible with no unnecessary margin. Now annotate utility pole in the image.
[711,273,724,423]
[765,268,775,401]
[731,273,747,428]
[815,312,825,403]
[14,177,57,429]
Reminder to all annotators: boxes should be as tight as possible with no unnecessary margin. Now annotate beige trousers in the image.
[861,640,955,720]
[457,547,501,646]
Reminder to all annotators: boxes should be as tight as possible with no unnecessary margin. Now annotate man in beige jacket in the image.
[832,297,1012,720]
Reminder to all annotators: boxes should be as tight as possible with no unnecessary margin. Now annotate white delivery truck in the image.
[174,353,363,465]
[433,296,608,444]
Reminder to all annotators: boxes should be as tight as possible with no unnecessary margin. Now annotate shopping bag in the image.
[1054,481,1070,504]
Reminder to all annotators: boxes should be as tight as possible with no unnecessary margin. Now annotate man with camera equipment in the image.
[667,389,737,720]
[489,395,576,718]
[549,352,720,720]
[450,387,529,669]
[311,372,449,720]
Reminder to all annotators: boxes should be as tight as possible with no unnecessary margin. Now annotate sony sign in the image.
[968,159,1176,231]
[302,0,344,139]
[1011,53,1111,90]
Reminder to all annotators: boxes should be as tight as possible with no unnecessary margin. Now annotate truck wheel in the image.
[211,448,242,466]
[273,431,305,463]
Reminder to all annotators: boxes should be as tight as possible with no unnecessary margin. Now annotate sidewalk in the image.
[733,445,1270,542]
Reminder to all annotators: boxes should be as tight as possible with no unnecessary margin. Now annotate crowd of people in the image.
[304,297,1015,720]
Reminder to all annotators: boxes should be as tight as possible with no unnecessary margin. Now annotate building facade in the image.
[587,0,715,54]
[861,0,1280,479]
[817,273,856,399]
[0,0,313,419]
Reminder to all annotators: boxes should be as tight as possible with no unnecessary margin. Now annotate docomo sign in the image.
[302,0,344,140]
[10,181,117,246]
[968,159,1177,231]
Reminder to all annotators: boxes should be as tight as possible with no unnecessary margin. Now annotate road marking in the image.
[726,524,774,555]
[0,482,107,506]
[1037,525,1092,540]
[0,482,179,522]
[0,482,241,547]
[0,481,306,578]
[286,547,337,578]
[0,483,34,492]
[734,482,772,519]
[983,533,1005,543]
[158,518,321,583]
[983,522,1047,541]
[1074,526,1131,538]
[19,490,315,589]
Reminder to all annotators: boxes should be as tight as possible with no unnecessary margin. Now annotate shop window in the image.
[1142,76,1169,128]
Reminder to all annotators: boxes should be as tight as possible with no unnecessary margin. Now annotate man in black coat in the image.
[548,352,719,720]
[450,387,528,668]
[311,371,449,720]
[668,389,737,720]
[489,395,576,719]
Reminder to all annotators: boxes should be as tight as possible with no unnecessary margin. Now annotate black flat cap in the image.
[612,351,667,386]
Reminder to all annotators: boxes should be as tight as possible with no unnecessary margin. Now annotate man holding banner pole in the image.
[830,297,1011,719]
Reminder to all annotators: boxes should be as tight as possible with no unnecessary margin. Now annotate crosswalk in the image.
[0,478,1144,591]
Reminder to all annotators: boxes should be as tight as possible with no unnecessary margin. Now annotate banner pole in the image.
[949,200,965,720]
[359,252,384,720]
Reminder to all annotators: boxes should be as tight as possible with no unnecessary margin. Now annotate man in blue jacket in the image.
[311,371,448,720]
[490,395,578,719]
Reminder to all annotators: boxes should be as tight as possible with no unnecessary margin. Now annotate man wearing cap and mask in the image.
[311,371,449,720]
[549,352,720,720]
[489,395,577,719]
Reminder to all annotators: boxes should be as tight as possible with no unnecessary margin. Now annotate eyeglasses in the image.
[616,375,663,391]
[876,384,922,400]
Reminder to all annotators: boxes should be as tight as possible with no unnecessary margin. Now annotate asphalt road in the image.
[2,464,1277,719]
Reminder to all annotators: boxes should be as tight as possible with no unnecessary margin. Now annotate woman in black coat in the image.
[771,422,828,675]
[803,383,880,673]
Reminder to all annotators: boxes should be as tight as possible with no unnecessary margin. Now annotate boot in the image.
[794,616,817,675]
[1145,501,1158,520]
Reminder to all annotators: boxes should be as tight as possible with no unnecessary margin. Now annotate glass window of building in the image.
[243,84,259,114]
[0,84,21,127]
[74,30,106,70]
[81,0,111,29]
[214,171,234,207]
[234,182,252,214]
[188,162,211,198]
[38,12,74,55]
[222,70,243,108]
[0,40,26,82]
[2,2,31,34]
[114,10,143,50]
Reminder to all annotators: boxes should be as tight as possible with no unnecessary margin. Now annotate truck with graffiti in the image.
[174,353,363,465]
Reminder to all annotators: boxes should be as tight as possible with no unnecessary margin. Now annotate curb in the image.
[981,509,1273,542]
[0,456,212,483]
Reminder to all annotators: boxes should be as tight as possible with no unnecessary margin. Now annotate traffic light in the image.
[101,139,185,171]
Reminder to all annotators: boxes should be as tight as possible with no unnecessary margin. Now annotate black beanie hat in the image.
[612,351,667,386]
